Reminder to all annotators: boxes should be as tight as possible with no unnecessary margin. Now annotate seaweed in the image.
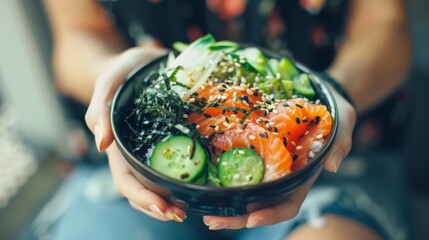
[126,66,209,160]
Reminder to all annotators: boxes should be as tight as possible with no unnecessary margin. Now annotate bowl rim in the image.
[111,48,339,193]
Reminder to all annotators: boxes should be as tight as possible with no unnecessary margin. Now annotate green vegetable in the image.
[209,41,239,52]
[149,136,208,183]
[293,73,316,98]
[281,80,294,98]
[218,148,264,187]
[277,57,299,80]
[193,170,207,185]
[207,161,221,187]
[240,48,275,76]
[172,42,188,52]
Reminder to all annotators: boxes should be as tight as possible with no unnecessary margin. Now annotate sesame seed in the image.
[250,144,255,149]
[293,154,298,161]
[223,122,229,127]
[217,131,225,135]
[291,141,296,146]
[242,123,248,129]
[204,113,211,118]
[316,134,323,139]
[295,117,301,124]
[249,135,256,140]
[227,123,236,129]
[246,89,254,95]
[236,129,244,133]
[215,125,220,131]
[238,150,245,155]
[259,132,268,138]
[225,117,230,123]
[218,88,226,92]
[143,120,149,124]
[296,104,303,108]
[196,125,200,129]
[296,145,303,150]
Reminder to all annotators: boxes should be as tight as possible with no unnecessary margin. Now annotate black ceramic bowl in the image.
[111,50,338,216]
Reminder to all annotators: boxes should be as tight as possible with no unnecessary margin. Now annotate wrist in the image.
[316,72,356,110]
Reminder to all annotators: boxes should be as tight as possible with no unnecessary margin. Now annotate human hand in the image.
[85,47,186,222]
[203,91,357,230]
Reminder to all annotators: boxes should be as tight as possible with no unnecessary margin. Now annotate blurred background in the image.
[0,0,428,239]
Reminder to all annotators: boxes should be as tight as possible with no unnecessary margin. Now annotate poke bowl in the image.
[111,35,338,216]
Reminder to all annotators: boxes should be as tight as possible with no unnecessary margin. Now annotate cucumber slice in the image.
[293,74,316,98]
[207,161,221,187]
[172,42,188,52]
[193,170,207,185]
[209,41,239,52]
[277,57,299,79]
[281,80,294,98]
[149,136,208,183]
[218,148,264,187]
[241,48,275,76]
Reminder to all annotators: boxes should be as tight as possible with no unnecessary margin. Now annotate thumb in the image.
[85,47,167,151]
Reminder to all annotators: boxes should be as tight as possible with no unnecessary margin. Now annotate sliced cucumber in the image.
[281,80,294,98]
[218,148,264,187]
[172,42,189,52]
[277,57,299,80]
[207,161,221,187]
[209,41,239,52]
[293,73,316,98]
[240,48,274,76]
[193,170,207,185]
[149,136,208,183]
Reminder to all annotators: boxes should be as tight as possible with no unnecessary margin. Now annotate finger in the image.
[106,143,186,222]
[246,169,321,228]
[203,215,249,230]
[129,200,171,221]
[85,48,167,151]
[324,91,356,173]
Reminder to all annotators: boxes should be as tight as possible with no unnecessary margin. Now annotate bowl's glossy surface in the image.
[111,51,338,216]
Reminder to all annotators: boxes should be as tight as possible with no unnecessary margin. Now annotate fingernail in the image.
[94,124,103,152]
[165,210,184,222]
[203,219,209,226]
[331,149,344,173]
[149,204,165,216]
[246,218,262,228]
[209,223,228,230]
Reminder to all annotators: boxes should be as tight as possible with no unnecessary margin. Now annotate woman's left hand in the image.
[203,88,357,230]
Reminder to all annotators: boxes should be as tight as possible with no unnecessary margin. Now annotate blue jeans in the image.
[26,161,406,240]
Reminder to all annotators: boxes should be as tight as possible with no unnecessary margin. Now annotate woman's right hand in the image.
[85,47,187,222]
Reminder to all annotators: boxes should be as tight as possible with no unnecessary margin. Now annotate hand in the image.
[203,91,357,230]
[85,47,186,222]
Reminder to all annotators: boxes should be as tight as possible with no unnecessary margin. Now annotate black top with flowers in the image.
[99,0,349,71]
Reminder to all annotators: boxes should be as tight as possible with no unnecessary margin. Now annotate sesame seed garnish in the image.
[217,131,225,135]
[242,123,248,129]
[218,88,226,92]
[236,129,244,133]
[250,144,255,149]
[273,109,278,114]
[225,117,229,123]
[204,113,211,118]
[291,141,296,146]
[238,150,245,155]
[215,125,220,131]
[296,145,303,150]
[249,135,256,140]
[293,154,298,161]
[296,104,303,108]
[246,89,254,95]
[189,98,195,103]
[196,124,200,129]
[316,134,323,139]
[295,117,301,124]
[259,132,268,138]
[183,114,188,118]
[253,92,259,97]
[223,122,229,127]
[228,123,236,129]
